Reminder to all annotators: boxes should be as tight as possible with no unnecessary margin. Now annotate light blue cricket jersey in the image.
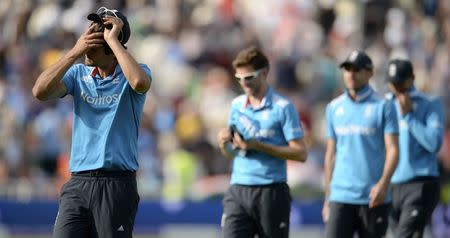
[228,87,304,185]
[389,86,445,184]
[326,85,398,204]
[62,63,152,172]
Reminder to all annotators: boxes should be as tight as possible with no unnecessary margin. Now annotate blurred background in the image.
[0,0,449,237]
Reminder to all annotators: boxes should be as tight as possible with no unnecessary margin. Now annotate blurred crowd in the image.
[0,0,449,212]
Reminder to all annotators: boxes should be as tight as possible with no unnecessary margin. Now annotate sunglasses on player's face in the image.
[235,68,265,82]
[97,7,119,18]
[95,7,124,42]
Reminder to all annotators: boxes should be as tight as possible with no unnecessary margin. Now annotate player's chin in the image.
[84,57,94,66]
[243,87,254,95]
[344,81,355,89]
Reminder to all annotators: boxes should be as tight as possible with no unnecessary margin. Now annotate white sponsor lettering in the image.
[81,92,120,105]
[335,125,376,135]
[256,129,276,138]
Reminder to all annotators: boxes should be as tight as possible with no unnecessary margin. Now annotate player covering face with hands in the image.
[386,59,444,238]
[33,7,152,238]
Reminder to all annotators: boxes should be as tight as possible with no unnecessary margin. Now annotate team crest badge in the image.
[389,64,397,77]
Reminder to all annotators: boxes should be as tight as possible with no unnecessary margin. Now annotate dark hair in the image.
[87,7,131,45]
[87,7,131,55]
[232,46,269,70]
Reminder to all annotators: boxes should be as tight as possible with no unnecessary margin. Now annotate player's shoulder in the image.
[71,63,90,71]
[417,92,443,112]
[413,90,440,104]
[231,94,247,108]
[328,94,346,108]
[271,91,292,109]
[137,63,153,80]
[68,64,93,79]
[384,92,395,101]
[368,89,385,101]
[138,63,151,70]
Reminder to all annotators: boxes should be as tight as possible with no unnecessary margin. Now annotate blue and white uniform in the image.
[326,85,399,204]
[389,86,445,183]
[62,63,152,172]
[227,87,304,185]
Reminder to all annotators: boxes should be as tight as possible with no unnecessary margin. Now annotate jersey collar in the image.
[244,87,273,110]
[408,86,419,97]
[90,64,122,79]
[345,85,373,102]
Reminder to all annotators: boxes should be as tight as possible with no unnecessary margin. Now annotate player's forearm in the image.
[379,142,399,185]
[32,49,78,100]
[405,113,444,153]
[219,142,236,160]
[324,150,335,198]
[108,40,150,93]
[250,140,307,162]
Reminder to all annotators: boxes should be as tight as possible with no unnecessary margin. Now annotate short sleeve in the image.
[129,64,153,95]
[140,64,153,81]
[227,104,236,127]
[325,104,336,139]
[383,100,399,134]
[62,65,78,96]
[282,102,304,141]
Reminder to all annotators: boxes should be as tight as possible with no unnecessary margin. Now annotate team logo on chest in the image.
[261,110,270,120]
[112,77,120,84]
[389,64,397,77]
[335,106,345,116]
[364,105,373,118]
[81,75,93,83]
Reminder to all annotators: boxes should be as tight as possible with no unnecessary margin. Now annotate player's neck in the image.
[97,61,118,79]
[248,84,268,107]
[347,84,369,101]
[348,90,358,100]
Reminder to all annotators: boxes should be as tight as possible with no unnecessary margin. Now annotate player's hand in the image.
[102,16,123,44]
[322,200,329,223]
[232,132,257,150]
[369,181,388,208]
[217,128,232,148]
[72,24,105,57]
[397,92,412,115]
